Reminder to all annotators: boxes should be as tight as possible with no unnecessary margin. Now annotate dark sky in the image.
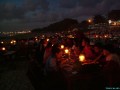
[0,0,120,32]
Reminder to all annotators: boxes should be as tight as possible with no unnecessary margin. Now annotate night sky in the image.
[0,0,120,32]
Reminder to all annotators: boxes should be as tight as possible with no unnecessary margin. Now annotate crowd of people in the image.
[26,30,120,90]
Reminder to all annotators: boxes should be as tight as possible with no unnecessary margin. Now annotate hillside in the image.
[31,18,79,33]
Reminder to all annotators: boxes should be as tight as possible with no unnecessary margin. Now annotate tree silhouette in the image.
[93,14,107,24]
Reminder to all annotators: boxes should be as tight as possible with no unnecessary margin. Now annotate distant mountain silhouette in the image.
[31,18,79,33]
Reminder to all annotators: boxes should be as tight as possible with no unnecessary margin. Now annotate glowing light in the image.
[79,54,85,62]
[95,35,99,38]
[13,40,16,43]
[35,38,38,41]
[104,35,107,38]
[65,49,69,54]
[61,45,64,49]
[1,41,4,44]
[10,40,16,44]
[42,35,45,37]
[2,47,6,51]
[47,38,49,42]
[113,22,117,26]
[108,20,112,24]
[11,41,13,44]
[88,19,92,23]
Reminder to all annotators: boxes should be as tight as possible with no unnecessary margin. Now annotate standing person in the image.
[36,39,47,67]
[43,42,52,66]
[28,39,47,90]
[102,44,120,86]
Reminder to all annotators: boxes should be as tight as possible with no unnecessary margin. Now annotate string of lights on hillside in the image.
[0,31,31,36]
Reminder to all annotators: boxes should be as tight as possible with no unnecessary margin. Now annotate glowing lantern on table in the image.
[2,47,6,51]
[65,49,69,54]
[10,40,16,45]
[11,41,13,44]
[79,54,85,62]
[61,45,64,49]
[1,41,4,44]
[35,38,38,41]
[47,38,49,42]
[64,48,71,59]
[13,40,16,43]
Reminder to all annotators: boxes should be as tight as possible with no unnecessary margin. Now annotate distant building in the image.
[108,10,120,26]
[108,10,120,21]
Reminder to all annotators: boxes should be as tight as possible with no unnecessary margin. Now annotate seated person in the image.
[44,44,66,90]
[45,44,62,74]
[81,37,95,60]
[102,44,120,86]
[93,42,106,64]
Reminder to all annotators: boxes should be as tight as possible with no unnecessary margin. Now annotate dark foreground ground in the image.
[0,56,35,90]
[0,50,120,90]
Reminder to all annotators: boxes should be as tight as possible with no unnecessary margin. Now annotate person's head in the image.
[46,42,52,49]
[102,44,114,56]
[52,44,62,59]
[94,42,103,53]
[82,37,90,46]
[39,39,47,47]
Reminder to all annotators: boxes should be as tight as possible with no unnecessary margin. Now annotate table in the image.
[59,58,102,90]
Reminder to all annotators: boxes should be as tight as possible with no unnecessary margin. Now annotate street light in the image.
[88,19,92,23]
[108,20,112,24]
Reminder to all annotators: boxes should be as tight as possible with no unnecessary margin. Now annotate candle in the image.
[11,41,13,44]
[61,45,64,49]
[79,54,85,62]
[65,49,69,54]
[2,47,6,51]
[47,38,49,41]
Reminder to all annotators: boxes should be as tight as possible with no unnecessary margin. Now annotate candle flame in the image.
[2,47,6,51]
[47,38,49,41]
[61,45,64,49]
[79,54,85,62]
[65,49,69,54]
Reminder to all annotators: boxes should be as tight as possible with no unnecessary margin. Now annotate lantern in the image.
[65,49,69,54]
[2,47,6,51]
[61,45,64,49]
[79,54,85,62]
[47,38,49,42]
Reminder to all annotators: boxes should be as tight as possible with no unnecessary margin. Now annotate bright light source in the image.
[79,54,85,62]
[35,38,38,41]
[61,45,64,49]
[113,22,117,26]
[47,38,49,41]
[2,47,6,51]
[65,49,69,54]
[11,41,13,44]
[13,40,16,43]
[108,20,112,24]
[88,19,92,23]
